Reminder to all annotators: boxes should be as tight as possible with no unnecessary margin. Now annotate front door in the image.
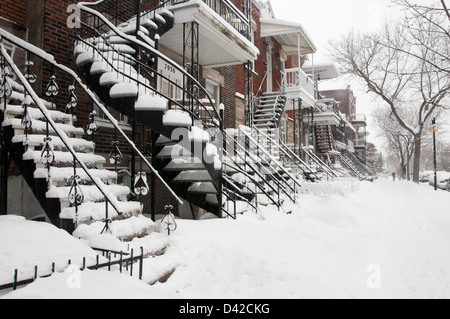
[266,48,273,92]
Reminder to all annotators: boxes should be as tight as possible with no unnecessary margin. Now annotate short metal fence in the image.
[0,247,145,291]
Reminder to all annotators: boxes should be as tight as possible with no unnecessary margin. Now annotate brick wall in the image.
[0,0,27,27]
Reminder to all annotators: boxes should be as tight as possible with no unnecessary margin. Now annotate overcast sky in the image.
[269,0,404,62]
[269,0,444,151]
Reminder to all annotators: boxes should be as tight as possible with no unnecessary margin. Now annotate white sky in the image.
[269,0,443,151]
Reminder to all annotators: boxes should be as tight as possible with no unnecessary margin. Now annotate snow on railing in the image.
[285,68,315,98]
[0,27,183,209]
[77,0,223,132]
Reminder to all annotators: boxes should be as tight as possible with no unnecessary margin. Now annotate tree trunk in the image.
[412,134,422,183]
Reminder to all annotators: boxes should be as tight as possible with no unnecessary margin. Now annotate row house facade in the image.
[0,0,372,241]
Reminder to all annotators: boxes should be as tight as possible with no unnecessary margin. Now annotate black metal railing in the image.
[167,0,251,40]
[0,27,183,225]
[78,0,222,130]
[0,247,145,291]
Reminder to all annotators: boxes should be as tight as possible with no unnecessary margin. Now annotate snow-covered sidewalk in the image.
[1,178,449,299]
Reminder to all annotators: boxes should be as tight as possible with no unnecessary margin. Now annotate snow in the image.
[2,178,450,299]
[109,82,138,99]
[135,94,168,111]
[162,110,192,127]
[0,216,101,288]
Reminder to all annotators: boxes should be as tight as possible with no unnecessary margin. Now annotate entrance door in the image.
[266,48,273,92]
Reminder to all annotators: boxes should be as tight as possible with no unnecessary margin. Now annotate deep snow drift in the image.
[1,178,449,299]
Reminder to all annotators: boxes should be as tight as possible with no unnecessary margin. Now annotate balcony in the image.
[351,113,367,126]
[162,0,258,68]
[353,138,366,149]
[334,128,355,153]
[285,68,316,108]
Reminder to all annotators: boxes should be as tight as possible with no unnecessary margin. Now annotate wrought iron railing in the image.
[167,0,251,40]
[77,0,223,142]
[0,27,183,227]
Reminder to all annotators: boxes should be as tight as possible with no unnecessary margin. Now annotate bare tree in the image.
[330,0,449,182]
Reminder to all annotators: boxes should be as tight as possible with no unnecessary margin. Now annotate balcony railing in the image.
[353,138,366,147]
[169,0,251,39]
[351,113,367,124]
[285,68,315,99]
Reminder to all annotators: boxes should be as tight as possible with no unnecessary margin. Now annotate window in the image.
[205,80,221,109]
[94,104,128,124]
[159,59,183,101]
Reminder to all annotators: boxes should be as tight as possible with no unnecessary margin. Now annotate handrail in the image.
[239,126,300,202]
[0,42,123,216]
[0,27,183,206]
[253,126,321,181]
[271,71,287,121]
[342,149,373,177]
[302,146,339,178]
[77,0,222,129]
[339,154,364,180]
[222,159,279,208]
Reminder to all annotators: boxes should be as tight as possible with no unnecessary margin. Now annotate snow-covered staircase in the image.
[315,124,335,155]
[73,1,226,217]
[0,78,148,240]
[340,150,373,180]
[253,92,287,129]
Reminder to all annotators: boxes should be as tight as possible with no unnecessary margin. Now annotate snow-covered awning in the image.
[302,62,340,81]
[339,112,357,133]
[260,18,316,55]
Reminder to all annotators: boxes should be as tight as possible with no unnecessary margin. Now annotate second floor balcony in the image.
[162,0,258,68]
[285,68,315,107]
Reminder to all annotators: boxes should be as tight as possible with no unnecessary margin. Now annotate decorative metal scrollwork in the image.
[24,61,37,84]
[161,205,177,236]
[134,172,149,196]
[45,75,59,98]
[86,110,99,136]
[109,140,123,165]
[40,136,55,168]
[68,175,84,206]
[66,84,78,112]
[21,97,33,132]
[0,67,12,99]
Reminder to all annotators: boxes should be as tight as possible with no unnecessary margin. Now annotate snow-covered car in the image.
[420,171,433,183]
[446,179,450,192]
[429,171,450,190]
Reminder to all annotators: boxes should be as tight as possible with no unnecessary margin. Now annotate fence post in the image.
[130,249,134,277]
[13,269,17,291]
[139,247,144,280]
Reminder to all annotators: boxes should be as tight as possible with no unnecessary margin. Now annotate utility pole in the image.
[431,118,438,191]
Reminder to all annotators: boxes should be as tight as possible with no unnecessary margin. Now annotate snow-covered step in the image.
[162,109,192,127]
[4,105,74,124]
[91,60,137,76]
[188,182,218,194]
[74,214,153,242]
[34,167,117,184]
[46,184,130,203]
[12,135,94,153]
[2,118,84,137]
[95,43,136,55]
[23,149,106,167]
[135,94,168,111]
[110,82,139,99]
[157,144,191,159]
[173,170,212,183]
[60,200,142,223]
[164,158,205,172]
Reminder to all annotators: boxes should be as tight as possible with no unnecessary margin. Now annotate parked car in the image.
[420,171,434,183]
[429,171,450,190]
